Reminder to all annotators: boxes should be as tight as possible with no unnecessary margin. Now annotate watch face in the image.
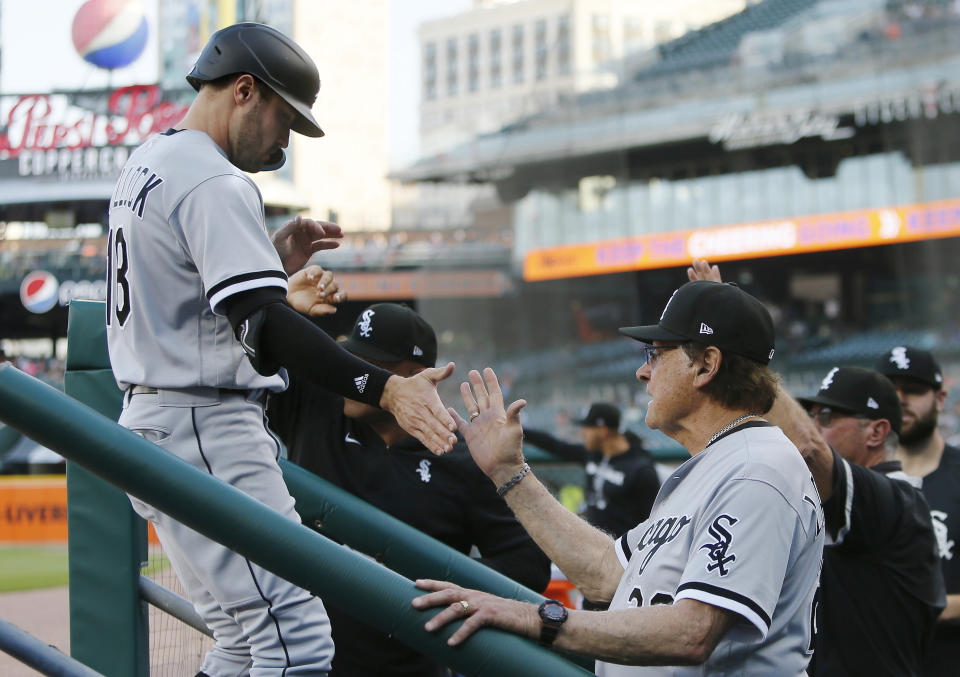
[541,600,567,623]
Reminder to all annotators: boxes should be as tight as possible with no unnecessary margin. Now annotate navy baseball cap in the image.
[797,366,903,435]
[575,403,621,429]
[618,281,776,365]
[340,304,437,368]
[874,346,943,391]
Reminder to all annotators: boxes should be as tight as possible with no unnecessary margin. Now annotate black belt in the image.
[126,385,258,398]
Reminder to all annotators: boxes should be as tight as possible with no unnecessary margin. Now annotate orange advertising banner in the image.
[523,198,960,282]
[336,270,514,299]
[0,475,159,543]
[0,475,68,543]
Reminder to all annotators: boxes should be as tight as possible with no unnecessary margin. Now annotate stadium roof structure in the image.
[393,0,960,188]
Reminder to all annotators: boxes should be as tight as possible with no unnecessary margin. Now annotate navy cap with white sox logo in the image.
[618,280,776,365]
[340,303,437,369]
[874,345,944,391]
[575,402,621,429]
[797,366,903,435]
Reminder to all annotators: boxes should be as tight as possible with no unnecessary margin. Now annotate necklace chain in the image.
[707,413,763,447]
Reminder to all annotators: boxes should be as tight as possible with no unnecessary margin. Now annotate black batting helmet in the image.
[187,23,324,138]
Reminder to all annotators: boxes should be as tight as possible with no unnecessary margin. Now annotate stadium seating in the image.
[637,0,821,79]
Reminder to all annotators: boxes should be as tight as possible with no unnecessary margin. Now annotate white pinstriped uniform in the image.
[598,424,824,676]
[106,129,333,676]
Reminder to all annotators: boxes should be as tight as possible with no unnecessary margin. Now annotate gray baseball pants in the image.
[120,387,334,676]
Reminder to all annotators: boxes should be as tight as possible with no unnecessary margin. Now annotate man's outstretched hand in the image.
[687,258,723,283]
[381,363,458,455]
[449,367,527,486]
[273,215,343,275]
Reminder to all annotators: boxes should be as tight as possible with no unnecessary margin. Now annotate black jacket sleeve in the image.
[523,427,588,463]
[824,448,930,552]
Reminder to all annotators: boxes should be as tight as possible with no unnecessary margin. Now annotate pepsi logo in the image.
[20,271,60,314]
[72,0,149,71]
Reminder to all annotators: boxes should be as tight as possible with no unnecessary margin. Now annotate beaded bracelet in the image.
[496,462,531,497]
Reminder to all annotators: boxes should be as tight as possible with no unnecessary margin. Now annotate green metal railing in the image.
[0,300,595,676]
[282,461,544,603]
[0,363,592,677]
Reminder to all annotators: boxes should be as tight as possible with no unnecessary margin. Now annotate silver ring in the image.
[458,600,470,614]
[469,411,480,422]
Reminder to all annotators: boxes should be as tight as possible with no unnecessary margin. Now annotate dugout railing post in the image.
[63,303,149,677]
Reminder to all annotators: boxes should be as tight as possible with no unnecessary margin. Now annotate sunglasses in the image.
[808,407,870,428]
[641,344,685,367]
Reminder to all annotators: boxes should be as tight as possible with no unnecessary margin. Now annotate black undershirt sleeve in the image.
[222,287,392,407]
[523,427,589,462]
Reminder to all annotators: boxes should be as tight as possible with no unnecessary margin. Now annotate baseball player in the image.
[875,346,960,675]
[412,281,824,675]
[106,24,456,676]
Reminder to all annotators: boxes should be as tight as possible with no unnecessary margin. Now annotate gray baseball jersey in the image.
[106,129,334,675]
[597,423,824,676]
[106,129,287,391]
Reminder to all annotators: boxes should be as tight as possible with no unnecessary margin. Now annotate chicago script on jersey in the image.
[635,514,692,574]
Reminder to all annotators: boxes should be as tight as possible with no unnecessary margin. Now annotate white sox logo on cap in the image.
[820,367,839,391]
[358,309,375,338]
[660,288,680,321]
[890,347,910,370]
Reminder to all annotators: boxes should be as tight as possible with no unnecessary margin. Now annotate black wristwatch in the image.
[537,599,568,647]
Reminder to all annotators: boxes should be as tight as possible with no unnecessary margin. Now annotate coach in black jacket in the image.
[268,282,550,677]
[771,366,946,676]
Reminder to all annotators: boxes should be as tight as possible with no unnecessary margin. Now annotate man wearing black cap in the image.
[411,280,823,675]
[688,259,945,676]
[875,346,960,675]
[768,365,946,676]
[268,278,550,677]
[523,402,660,550]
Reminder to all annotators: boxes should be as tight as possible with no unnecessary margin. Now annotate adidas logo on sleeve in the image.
[354,374,369,394]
